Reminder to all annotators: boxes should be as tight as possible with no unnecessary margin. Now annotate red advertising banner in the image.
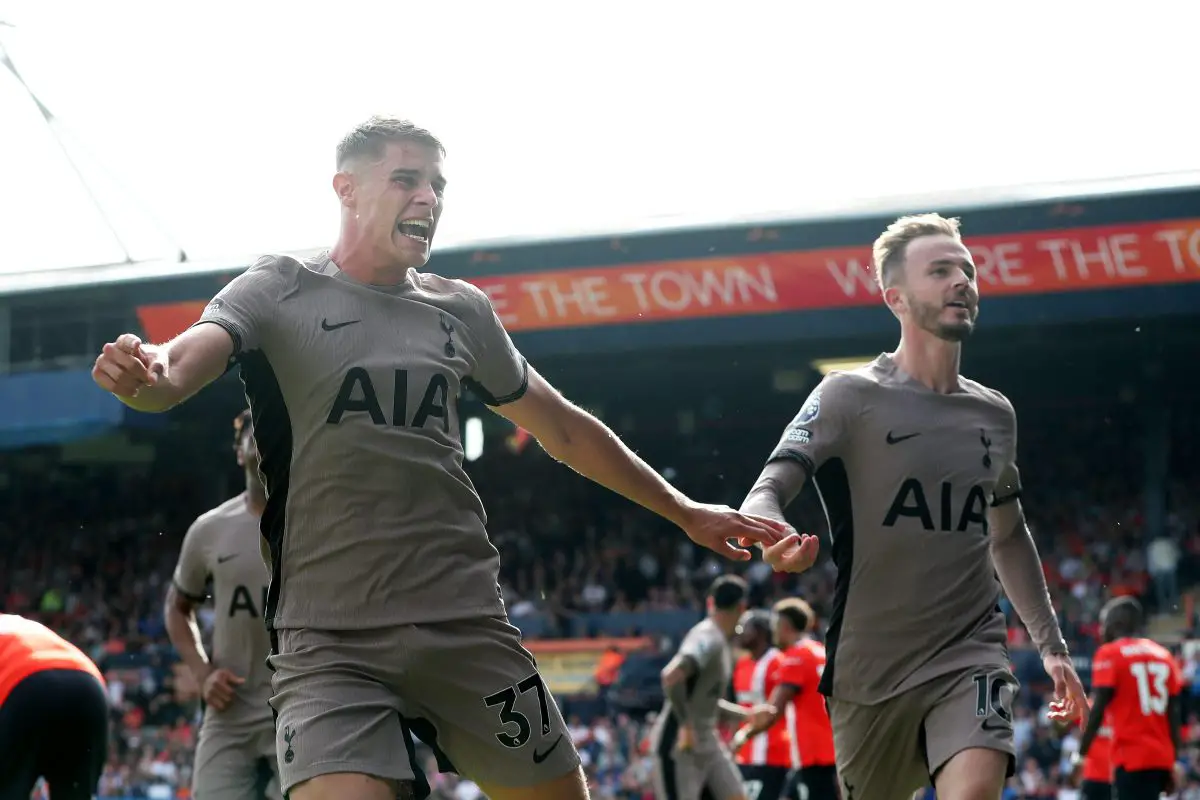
[137,219,1200,342]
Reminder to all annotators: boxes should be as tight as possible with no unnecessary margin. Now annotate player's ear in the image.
[332,170,356,209]
[882,284,906,316]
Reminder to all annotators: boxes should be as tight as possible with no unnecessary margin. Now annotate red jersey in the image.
[778,638,836,767]
[1091,637,1180,772]
[1080,713,1112,783]
[0,614,104,705]
[733,648,797,769]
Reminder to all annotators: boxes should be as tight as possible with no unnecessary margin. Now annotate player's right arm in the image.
[741,373,855,573]
[164,516,244,711]
[92,256,281,412]
[661,626,722,733]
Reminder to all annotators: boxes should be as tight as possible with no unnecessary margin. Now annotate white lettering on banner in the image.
[971,243,1032,287]
[1153,229,1200,273]
[621,265,777,314]
[825,257,878,297]
[1037,235,1153,282]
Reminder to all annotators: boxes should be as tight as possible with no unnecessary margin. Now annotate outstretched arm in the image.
[494,368,785,558]
[740,459,809,528]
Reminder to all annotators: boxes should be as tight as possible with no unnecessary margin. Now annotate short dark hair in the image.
[336,116,446,169]
[1102,596,1143,633]
[738,609,773,637]
[709,575,749,611]
[233,409,252,447]
[773,597,816,633]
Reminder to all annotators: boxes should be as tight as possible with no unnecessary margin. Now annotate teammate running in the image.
[734,598,836,800]
[730,609,795,800]
[1068,697,1111,800]
[652,576,774,800]
[741,213,1089,800]
[92,116,785,800]
[1079,597,1182,800]
[0,614,109,800]
[165,410,279,800]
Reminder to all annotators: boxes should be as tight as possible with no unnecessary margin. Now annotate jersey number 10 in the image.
[1130,661,1170,716]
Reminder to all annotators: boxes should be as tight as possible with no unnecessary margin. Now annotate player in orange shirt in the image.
[1078,597,1182,800]
[733,598,837,800]
[731,610,798,800]
[0,614,109,800]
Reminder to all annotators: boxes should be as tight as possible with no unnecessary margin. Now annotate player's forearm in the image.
[991,519,1067,656]
[717,699,750,725]
[740,460,808,526]
[540,406,695,528]
[164,605,212,684]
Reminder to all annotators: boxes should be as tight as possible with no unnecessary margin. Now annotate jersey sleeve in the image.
[991,393,1023,506]
[194,255,284,354]
[768,372,856,473]
[172,517,211,602]
[1091,643,1118,689]
[463,284,529,407]
[777,648,808,690]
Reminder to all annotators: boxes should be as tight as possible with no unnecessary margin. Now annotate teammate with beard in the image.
[166,410,279,800]
[744,214,1089,800]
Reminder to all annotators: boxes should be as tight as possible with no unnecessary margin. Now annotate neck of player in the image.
[330,237,409,286]
[892,329,962,394]
[244,475,266,517]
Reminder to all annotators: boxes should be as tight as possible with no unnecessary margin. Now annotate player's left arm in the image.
[987,456,1068,659]
[465,287,783,557]
[1168,656,1185,755]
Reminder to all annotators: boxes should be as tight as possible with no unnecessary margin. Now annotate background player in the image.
[733,598,836,800]
[92,116,786,800]
[652,576,775,800]
[730,609,795,800]
[740,213,1089,800]
[165,410,279,800]
[0,613,109,800]
[1079,597,1182,800]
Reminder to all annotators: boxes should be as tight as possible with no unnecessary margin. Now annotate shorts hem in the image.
[281,760,413,793]
[465,752,582,789]
[927,744,1016,780]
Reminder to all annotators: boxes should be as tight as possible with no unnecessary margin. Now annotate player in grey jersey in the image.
[743,214,1089,800]
[165,410,279,800]
[93,116,786,800]
[651,576,775,800]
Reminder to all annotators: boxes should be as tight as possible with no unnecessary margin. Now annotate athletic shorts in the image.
[826,666,1018,800]
[1114,767,1171,800]
[738,764,789,800]
[193,714,281,800]
[267,616,579,795]
[0,668,109,800]
[1079,779,1111,800]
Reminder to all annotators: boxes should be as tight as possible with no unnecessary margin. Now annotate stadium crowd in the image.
[1,396,1198,799]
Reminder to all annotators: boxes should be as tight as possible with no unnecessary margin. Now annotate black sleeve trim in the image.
[171,579,207,604]
[766,449,815,476]
[191,318,243,356]
[991,489,1022,508]
[465,358,530,407]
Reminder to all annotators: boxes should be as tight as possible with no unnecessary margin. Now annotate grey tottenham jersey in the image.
[197,253,528,630]
[769,354,1021,705]
[661,617,734,750]
[173,494,273,727]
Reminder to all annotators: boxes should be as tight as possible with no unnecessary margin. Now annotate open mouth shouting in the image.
[397,218,432,244]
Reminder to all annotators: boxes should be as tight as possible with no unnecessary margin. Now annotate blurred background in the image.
[1,2,1198,798]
